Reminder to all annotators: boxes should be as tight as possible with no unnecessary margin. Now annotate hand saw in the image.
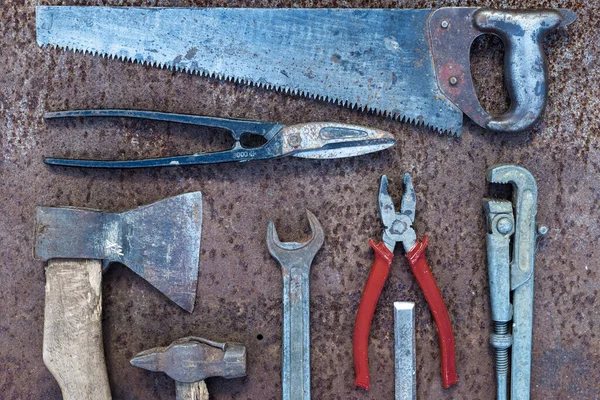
[36,7,575,136]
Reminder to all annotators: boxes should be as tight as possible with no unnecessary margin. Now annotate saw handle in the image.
[406,237,458,389]
[43,259,112,400]
[473,9,567,133]
[430,8,575,133]
[353,240,393,390]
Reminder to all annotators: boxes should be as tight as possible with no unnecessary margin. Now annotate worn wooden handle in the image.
[176,380,209,400]
[43,259,111,400]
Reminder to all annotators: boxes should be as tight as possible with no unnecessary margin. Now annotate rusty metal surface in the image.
[0,0,598,399]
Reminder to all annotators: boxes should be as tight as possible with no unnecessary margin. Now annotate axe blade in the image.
[34,192,203,312]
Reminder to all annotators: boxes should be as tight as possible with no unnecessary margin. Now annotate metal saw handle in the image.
[474,9,567,132]
[430,8,576,133]
[43,259,111,400]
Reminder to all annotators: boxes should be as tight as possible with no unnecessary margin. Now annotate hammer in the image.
[33,192,203,400]
[131,336,247,400]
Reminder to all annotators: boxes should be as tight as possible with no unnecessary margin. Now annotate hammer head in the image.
[130,337,247,383]
[33,192,203,312]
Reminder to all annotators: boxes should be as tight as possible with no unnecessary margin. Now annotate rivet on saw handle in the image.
[429,7,576,133]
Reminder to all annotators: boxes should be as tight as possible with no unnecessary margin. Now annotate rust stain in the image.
[0,1,598,400]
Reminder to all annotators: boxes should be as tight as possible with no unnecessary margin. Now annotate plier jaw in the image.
[378,174,417,253]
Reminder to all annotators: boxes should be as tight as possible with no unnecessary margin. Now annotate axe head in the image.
[34,192,203,312]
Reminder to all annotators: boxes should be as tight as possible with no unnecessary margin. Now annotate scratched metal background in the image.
[0,0,598,399]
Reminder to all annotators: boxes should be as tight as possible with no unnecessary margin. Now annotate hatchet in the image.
[33,192,203,400]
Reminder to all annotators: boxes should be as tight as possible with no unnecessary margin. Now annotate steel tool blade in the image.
[34,192,203,312]
[394,302,416,400]
[36,7,463,134]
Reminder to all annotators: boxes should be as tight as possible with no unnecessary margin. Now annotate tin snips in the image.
[483,165,547,400]
[42,109,395,167]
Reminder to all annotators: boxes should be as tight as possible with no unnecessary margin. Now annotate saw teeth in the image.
[43,44,459,137]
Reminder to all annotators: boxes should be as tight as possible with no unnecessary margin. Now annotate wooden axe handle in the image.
[176,380,209,400]
[43,259,111,400]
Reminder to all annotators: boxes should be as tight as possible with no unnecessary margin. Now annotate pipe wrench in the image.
[484,165,547,400]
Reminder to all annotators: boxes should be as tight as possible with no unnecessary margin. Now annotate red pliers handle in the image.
[353,240,393,390]
[353,236,458,390]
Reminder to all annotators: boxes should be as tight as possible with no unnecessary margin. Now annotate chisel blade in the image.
[395,302,416,400]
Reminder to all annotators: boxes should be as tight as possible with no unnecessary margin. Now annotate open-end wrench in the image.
[267,210,324,400]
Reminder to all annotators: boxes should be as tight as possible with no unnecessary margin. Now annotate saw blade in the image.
[36,7,463,135]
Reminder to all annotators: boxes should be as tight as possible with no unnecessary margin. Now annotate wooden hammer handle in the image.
[43,259,111,400]
[176,381,209,400]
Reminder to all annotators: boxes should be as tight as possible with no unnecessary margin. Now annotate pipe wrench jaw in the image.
[483,200,515,237]
[486,165,547,288]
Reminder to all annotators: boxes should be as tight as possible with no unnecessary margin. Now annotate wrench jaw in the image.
[483,199,514,400]
[266,210,324,270]
[487,164,537,187]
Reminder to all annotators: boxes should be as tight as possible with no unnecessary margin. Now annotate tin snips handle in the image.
[429,8,576,133]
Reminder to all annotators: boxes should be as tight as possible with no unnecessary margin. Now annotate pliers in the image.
[353,174,458,390]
